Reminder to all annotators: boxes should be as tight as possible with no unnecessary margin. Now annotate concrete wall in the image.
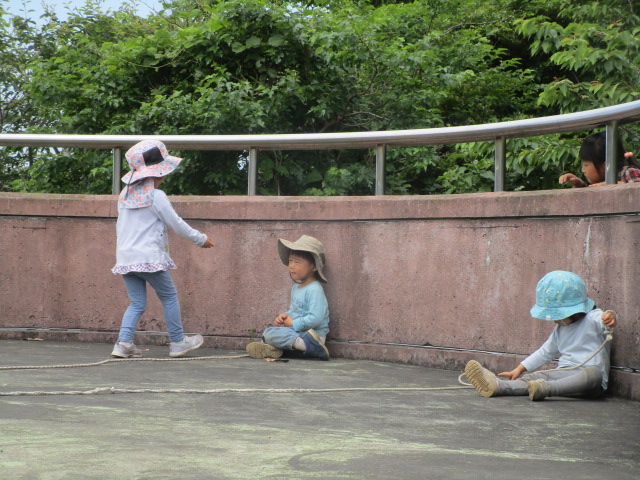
[1,187,639,399]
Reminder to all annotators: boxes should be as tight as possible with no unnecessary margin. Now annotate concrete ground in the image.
[1,340,638,480]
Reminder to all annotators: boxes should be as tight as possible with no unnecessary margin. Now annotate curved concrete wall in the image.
[1,188,639,399]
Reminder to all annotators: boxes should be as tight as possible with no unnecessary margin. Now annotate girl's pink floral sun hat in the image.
[121,139,182,185]
[119,140,182,209]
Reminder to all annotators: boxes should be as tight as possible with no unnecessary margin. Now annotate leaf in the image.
[231,42,246,53]
[268,34,285,47]
[245,36,261,48]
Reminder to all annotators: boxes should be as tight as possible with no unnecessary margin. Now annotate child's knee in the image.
[583,366,602,388]
[262,327,278,344]
[129,298,147,311]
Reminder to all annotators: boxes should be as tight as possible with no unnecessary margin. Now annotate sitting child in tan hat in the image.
[246,235,330,360]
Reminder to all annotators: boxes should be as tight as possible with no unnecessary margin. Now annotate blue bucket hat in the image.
[530,271,595,321]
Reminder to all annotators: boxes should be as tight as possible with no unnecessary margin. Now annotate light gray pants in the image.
[497,366,604,398]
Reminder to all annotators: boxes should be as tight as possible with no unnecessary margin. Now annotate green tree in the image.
[2,0,638,195]
[512,0,640,187]
[0,3,51,190]
[441,0,640,194]
[1,1,150,192]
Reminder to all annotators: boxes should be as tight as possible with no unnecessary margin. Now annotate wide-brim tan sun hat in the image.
[278,235,327,282]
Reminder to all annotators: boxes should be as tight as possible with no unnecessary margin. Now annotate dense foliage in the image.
[1,0,638,195]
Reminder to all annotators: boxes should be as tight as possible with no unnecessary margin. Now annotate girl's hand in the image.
[498,364,526,380]
[601,310,617,328]
[588,182,605,187]
[559,173,587,188]
[202,236,214,248]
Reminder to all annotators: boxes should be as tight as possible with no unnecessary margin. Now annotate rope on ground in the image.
[0,353,474,396]
[0,385,474,396]
[0,354,250,370]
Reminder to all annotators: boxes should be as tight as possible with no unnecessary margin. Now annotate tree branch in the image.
[444,19,504,35]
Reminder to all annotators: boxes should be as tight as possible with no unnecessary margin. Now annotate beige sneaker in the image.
[246,342,284,359]
[465,360,499,398]
[527,379,551,401]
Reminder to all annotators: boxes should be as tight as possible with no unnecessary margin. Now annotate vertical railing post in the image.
[375,144,386,195]
[605,121,619,185]
[248,147,258,195]
[494,136,506,192]
[112,148,122,195]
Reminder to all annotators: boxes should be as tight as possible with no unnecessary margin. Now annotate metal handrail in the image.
[2,100,639,194]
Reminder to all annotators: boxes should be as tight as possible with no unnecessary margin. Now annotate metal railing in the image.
[1,100,640,195]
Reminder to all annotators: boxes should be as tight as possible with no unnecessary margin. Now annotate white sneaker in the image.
[111,342,143,358]
[169,334,204,357]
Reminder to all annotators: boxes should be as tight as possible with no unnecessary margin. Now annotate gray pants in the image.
[497,366,603,398]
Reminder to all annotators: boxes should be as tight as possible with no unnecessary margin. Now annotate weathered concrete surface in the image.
[1,187,639,398]
[1,340,639,480]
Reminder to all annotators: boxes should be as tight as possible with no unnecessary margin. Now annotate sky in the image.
[2,0,164,21]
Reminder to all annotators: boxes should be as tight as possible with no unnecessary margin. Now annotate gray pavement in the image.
[1,340,639,480]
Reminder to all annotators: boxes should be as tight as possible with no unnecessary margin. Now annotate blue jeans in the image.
[263,326,326,350]
[118,271,183,344]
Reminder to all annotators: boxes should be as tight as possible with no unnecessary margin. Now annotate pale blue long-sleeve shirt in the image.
[112,189,206,273]
[286,281,330,337]
[521,309,612,389]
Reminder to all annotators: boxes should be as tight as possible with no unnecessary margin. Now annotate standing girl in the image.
[111,140,214,358]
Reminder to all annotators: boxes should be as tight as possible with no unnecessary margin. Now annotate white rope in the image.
[4,327,611,396]
[0,354,250,371]
[0,352,474,396]
[458,327,614,386]
[0,385,473,396]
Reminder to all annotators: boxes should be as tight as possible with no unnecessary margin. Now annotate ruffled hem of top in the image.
[111,261,177,274]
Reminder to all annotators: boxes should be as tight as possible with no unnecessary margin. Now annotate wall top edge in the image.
[1,185,639,221]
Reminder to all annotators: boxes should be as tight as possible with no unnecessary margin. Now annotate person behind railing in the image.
[111,140,214,359]
[245,235,331,361]
[559,131,639,187]
[465,271,617,401]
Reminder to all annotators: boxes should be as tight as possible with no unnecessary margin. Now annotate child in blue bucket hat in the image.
[465,271,618,401]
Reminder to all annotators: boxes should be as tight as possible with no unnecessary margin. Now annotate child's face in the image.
[554,313,582,326]
[581,160,605,184]
[554,318,572,326]
[287,253,317,286]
